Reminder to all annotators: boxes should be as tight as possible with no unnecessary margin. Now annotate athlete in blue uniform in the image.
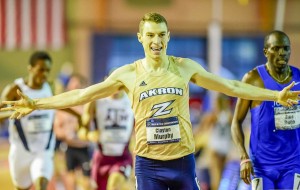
[231,30,300,189]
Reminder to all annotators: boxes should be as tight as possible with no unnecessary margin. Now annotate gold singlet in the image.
[131,56,195,160]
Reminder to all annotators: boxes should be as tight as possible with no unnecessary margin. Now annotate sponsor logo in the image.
[139,81,147,86]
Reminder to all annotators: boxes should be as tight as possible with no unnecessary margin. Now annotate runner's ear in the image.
[137,33,142,43]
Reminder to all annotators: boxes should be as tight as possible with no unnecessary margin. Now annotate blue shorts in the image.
[252,166,300,189]
[135,154,201,190]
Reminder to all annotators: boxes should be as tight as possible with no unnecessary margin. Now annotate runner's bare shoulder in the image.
[1,82,22,102]
[242,67,264,88]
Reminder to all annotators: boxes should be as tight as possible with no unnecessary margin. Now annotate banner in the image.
[0,0,66,50]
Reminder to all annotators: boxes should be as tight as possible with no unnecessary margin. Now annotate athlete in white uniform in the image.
[200,94,233,190]
[0,51,55,190]
[94,92,134,157]
[81,91,134,190]
[9,78,55,187]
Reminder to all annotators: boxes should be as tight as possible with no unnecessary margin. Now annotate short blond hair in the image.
[139,12,168,33]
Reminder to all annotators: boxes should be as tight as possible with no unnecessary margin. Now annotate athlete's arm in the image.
[0,111,12,121]
[183,58,299,106]
[76,102,95,141]
[1,65,133,119]
[231,98,250,161]
[0,83,19,120]
[194,111,215,135]
[36,71,123,109]
[81,101,96,129]
[231,70,261,184]
[232,99,254,185]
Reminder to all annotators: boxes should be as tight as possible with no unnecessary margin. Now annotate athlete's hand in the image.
[77,126,89,141]
[277,82,300,107]
[240,161,254,184]
[87,130,100,143]
[0,90,36,119]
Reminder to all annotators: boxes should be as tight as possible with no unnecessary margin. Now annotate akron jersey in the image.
[132,56,194,160]
[250,65,300,169]
[9,78,55,153]
[95,94,134,156]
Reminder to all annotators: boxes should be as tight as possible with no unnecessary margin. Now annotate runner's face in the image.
[29,59,52,87]
[264,34,291,72]
[138,21,170,59]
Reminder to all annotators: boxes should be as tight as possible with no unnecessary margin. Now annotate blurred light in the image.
[238,0,249,6]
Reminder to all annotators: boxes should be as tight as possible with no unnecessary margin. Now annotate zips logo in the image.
[151,100,175,117]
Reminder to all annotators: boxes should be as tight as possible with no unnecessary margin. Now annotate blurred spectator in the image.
[195,93,233,190]
[53,73,92,190]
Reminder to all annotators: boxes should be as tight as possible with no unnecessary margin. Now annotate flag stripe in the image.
[36,0,46,48]
[21,0,31,49]
[31,0,37,48]
[52,0,64,49]
[0,0,6,48]
[60,1,67,46]
[46,0,52,47]
[6,0,16,50]
[16,0,21,48]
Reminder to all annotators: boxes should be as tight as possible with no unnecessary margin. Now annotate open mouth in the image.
[277,60,287,64]
[151,47,162,53]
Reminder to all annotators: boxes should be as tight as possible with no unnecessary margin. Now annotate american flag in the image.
[0,0,66,50]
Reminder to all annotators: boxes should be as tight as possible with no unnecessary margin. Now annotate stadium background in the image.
[0,0,300,189]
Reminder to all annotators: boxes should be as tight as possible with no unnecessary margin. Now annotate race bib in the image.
[251,178,263,190]
[293,173,300,190]
[101,125,130,143]
[146,116,181,144]
[274,104,300,130]
[102,143,126,156]
[27,114,52,133]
